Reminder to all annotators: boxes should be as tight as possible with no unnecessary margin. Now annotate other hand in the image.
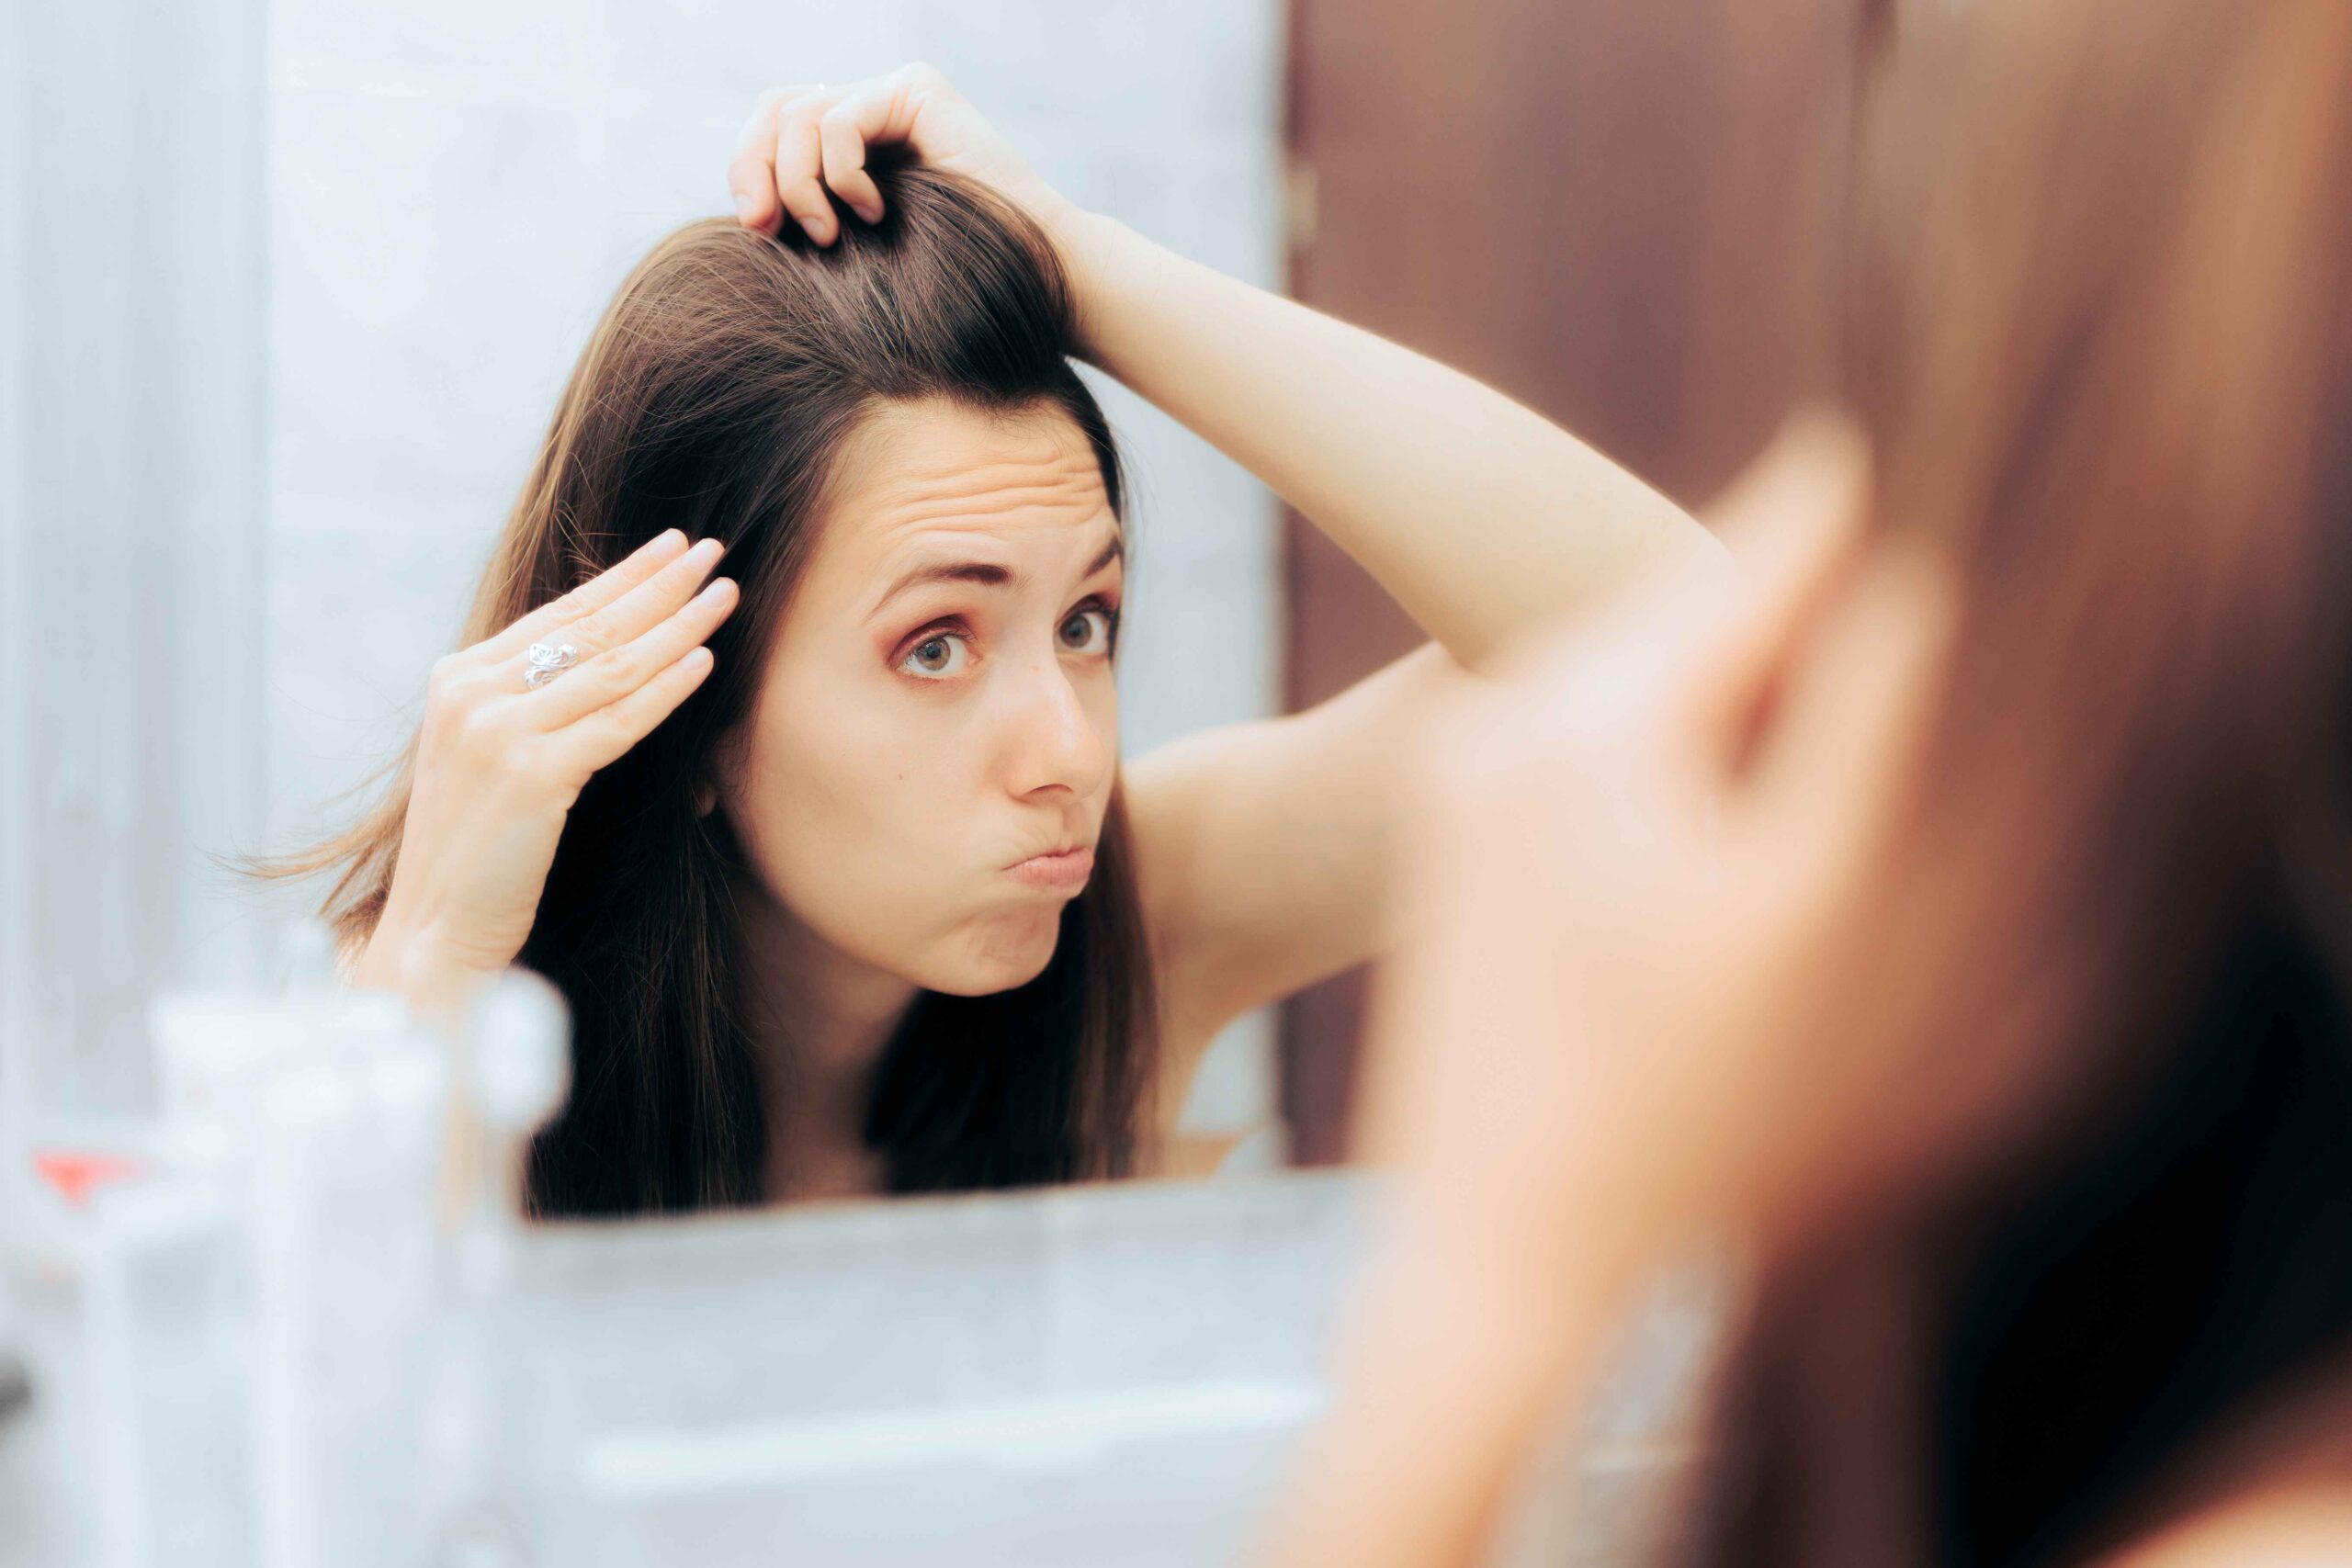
[356,531,739,1012]
[1355,414,1958,1303]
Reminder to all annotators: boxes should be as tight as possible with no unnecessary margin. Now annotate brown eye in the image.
[899,632,970,679]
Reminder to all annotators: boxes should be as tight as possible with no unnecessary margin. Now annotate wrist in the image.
[351,908,495,1030]
[1044,207,1138,366]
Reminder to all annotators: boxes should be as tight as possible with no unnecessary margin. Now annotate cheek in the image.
[1052,663,1120,786]
[1086,675,1121,755]
[738,700,921,875]
[725,664,984,941]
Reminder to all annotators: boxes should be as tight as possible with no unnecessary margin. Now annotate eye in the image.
[899,630,972,679]
[1058,604,1116,656]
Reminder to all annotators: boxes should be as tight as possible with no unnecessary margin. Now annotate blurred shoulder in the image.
[2104,1484,2352,1568]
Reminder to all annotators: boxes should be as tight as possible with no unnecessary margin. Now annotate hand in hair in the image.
[1359,413,1957,1312]
[727,64,1074,250]
[1260,416,1956,1568]
[349,531,738,1022]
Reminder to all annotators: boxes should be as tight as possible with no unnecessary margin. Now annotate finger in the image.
[884,62,961,155]
[1746,535,1959,886]
[532,573,739,731]
[549,645,718,776]
[773,96,841,245]
[727,91,788,230]
[1687,411,1876,757]
[818,92,894,225]
[513,536,723,687]
[1710,408,1870,552]
[474,529,690,667]
[728,85,834,229]
[819,74,932,220]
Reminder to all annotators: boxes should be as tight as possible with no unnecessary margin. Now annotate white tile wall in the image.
[264,1,1289,1133]
[5,0,271,1121]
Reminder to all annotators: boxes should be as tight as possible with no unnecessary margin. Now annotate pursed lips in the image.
[1004,844,1095,893]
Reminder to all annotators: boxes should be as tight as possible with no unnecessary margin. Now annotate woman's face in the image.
[718,397,1124,997]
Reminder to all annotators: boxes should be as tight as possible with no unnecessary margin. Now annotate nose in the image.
[1001,654,1112,801]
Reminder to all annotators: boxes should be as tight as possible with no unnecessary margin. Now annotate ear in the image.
[697,722,744,820]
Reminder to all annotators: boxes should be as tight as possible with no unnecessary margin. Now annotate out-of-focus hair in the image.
[1690,1,2352,1562]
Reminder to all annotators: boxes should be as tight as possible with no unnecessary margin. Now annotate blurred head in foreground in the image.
[1690,1,2352,1563]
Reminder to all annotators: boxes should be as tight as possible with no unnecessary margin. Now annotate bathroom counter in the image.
[0,1169,1714,1567]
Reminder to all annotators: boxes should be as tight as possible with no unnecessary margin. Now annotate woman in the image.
[277,69,1715,1214]
[1264,0,2352,1564]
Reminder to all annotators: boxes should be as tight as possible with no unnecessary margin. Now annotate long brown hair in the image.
[1688,1,2352,1563]
[256,158,1158,1216]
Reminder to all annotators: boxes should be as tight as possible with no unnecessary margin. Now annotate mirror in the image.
[4,0,1859,1217]
[1,2,1853,1561]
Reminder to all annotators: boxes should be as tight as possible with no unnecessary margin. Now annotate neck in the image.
[729,867,919,1201]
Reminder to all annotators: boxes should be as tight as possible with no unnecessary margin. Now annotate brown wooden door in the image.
[1280,0,1867,1163]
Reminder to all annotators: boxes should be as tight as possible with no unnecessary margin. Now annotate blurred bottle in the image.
[415,968,571,1568]
[123,916,449,1568]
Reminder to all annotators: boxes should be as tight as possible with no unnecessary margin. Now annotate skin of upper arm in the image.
[2102,1486,2352,1568]
[1125,642,1462,1096]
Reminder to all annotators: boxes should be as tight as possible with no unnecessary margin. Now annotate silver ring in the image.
[524,641,579,690]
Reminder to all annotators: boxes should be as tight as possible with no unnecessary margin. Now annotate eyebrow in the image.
[871,532,1124,615]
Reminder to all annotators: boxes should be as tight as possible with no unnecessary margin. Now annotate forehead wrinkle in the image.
[818,402,1122,620]
[865,446,1107,533]
[863,512,1123,621]
[833,398,1108,531]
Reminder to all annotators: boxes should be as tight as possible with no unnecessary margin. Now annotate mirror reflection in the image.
[284,76,1713,1213]
[7,6,1822,1214]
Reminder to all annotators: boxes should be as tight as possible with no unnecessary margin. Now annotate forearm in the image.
[1058,211,1724,670]
[1255,1203,1639,1568]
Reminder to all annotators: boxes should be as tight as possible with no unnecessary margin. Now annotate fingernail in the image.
[697,577,737,604]
[689,537,724,563]
[732,192,757,224]
[854,201,884,225]
[656,527,686,550]
[798,214,831,246]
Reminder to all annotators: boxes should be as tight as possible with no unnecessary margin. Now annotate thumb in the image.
[1686,412,1877,763]
[1744,532,1959,893]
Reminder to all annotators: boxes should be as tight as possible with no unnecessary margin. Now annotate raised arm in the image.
[1059,211,1724,669]
[729,64,1721,674]
[1259,427,1953,1567]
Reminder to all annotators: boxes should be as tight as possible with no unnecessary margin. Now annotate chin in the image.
[920,908,1065,997]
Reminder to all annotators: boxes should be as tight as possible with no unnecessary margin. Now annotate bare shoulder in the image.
[1123,645,1459,1089]
[2104,1486,2352,1568]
